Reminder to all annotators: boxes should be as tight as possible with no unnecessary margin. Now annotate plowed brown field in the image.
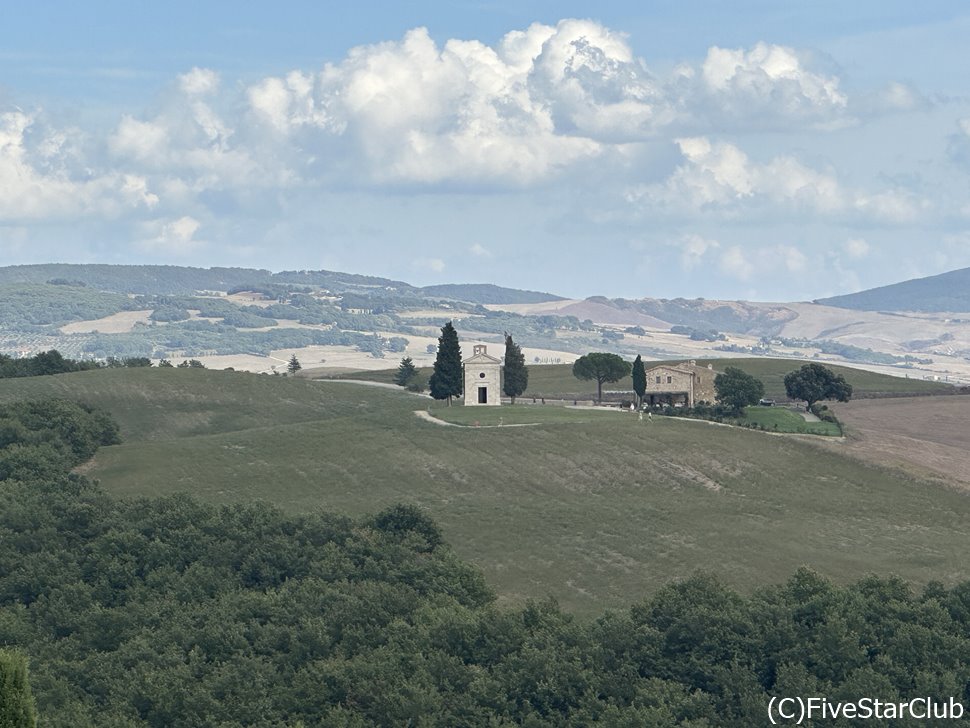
[831,395,970,486]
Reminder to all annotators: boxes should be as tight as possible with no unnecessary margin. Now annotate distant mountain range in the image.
[816,266,970,313]
[4,261,970,314]
[0,264,563,305]
[418,283,565,305]
[3,263,970,380]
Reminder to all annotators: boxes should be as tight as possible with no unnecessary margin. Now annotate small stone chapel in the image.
[463,344,502,406]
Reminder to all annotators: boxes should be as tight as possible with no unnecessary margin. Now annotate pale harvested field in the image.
[59,310,153,334]
[172,337,580,374]
[830,395,970,486]
[489,299,670,328]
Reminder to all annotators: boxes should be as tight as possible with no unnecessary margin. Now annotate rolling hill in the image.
[0,263,562,303]
[816,266,970,312]
[4,367,970,615]
[418,282,563,304]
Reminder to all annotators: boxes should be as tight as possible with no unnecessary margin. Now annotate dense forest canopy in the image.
[2,393,970,725]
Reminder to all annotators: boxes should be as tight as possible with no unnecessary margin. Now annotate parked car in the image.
[759,398,776,406]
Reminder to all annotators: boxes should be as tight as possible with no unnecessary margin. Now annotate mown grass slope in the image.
[739,405,842,436]
[3,368,969,615]
[333,357,952,401]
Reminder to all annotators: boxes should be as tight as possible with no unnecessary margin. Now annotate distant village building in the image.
[463,344,502,406]
[644,360,716,407]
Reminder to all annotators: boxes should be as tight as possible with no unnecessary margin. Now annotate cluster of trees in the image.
[1,351,99,378]
[148,305,191,323]
[0,350,212,379]
[82,323,406,360]
[0,398,120,479]
[0,350,158,379]
[714,364,851,415]
[670,325,726,342]
[769,337,933,366]
[0,284,139,330]
[4,399,970,725]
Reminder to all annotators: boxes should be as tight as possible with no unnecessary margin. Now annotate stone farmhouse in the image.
[644,360,716,407]
[463,344,502,406]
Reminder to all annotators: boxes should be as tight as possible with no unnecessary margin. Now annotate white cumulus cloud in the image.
[718,242,809,282]
[179,67,220,96]
[0,110,144,222]
[413,256,446,273]
[239,22,860,186]
[469,243,492,258]
[674,233,720,270]
[698,43,847,128]
[138,216,204,254]
[630,137,926,224]
[844,238,870,259]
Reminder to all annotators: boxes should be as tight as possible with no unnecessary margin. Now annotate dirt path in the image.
[315,379,432,396]
[790,408,821,422]
[413,410,542,428]
[316,378,407,390]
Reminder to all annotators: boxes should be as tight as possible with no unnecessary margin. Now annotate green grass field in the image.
[4,368,970,615]
[738,405,843,436]
[331,357,953,401]
[426,402,619,426]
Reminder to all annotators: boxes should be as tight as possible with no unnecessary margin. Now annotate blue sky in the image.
[2,1,969,300]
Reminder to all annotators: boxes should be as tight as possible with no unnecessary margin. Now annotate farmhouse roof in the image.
[645,363,693,374]
[645,360,717,375]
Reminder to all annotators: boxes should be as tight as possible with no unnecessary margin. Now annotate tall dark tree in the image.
[572,352,631,403]
[502,333,528,404]
[714,367,764,415]
[631,355,646,406]
[429,321,462,405]
[287,354,302,375]
[784,363,852,411]
[0,649,37,728]
[394,356,418,387]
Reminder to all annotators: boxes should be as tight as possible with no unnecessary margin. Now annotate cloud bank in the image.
[0,17,960,300]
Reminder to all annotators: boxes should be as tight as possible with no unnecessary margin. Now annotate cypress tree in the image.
[394,356,418,386]
[287,354,302,375]
[0,649,37,728]
[632,355,646,406]
[429,322,462,405]
[502,333,528,404]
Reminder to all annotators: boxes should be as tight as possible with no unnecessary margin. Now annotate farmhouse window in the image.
[666,376,672,383]
[655,376,661,383]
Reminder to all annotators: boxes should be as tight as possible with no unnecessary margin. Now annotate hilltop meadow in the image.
[332,357,953,402]
[2,365,969,616]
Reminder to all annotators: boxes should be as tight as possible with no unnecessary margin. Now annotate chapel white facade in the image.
[462,344,502,406]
